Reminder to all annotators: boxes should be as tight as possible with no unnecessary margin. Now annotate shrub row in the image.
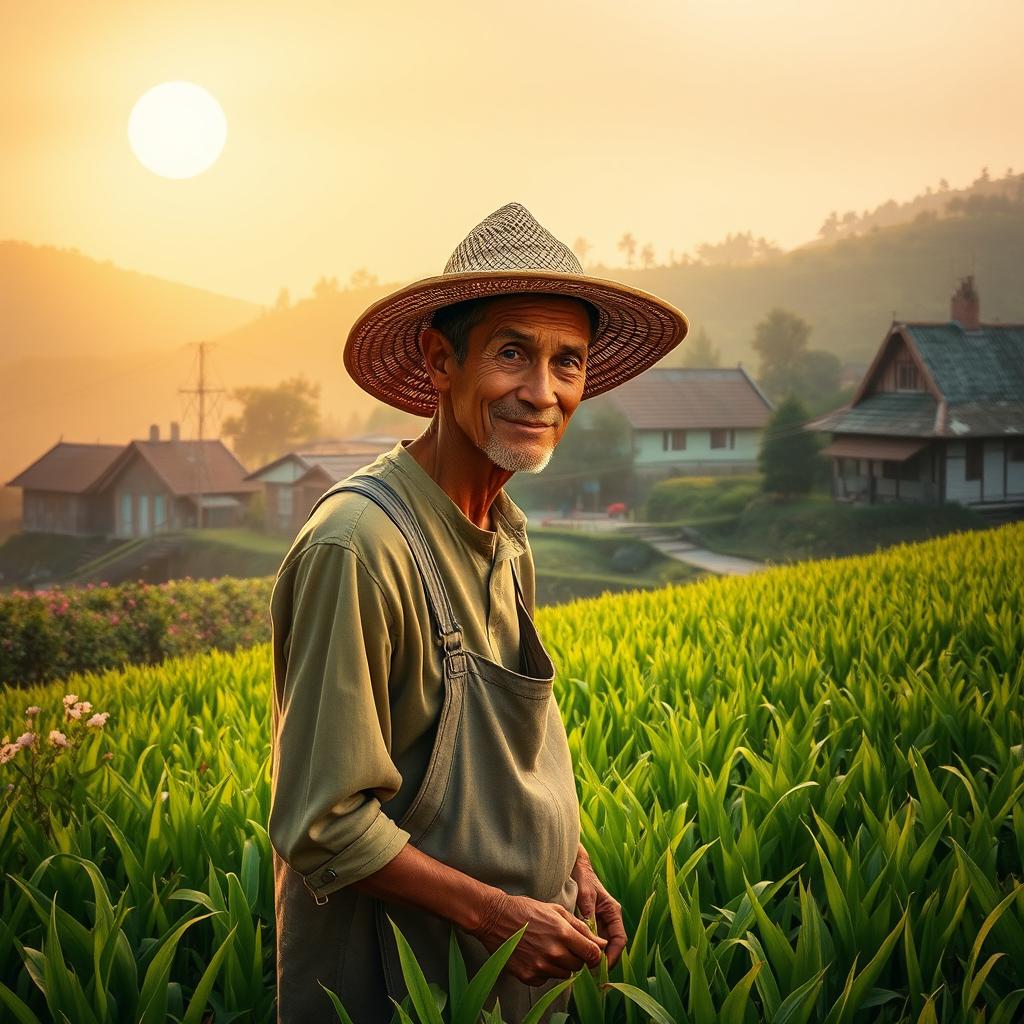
[644,473,761,522]
[0,576,273,687]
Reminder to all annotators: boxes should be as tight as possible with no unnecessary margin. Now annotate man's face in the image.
[446,294,590,474]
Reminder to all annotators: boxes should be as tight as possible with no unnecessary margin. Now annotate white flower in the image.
[0,743,19,765]
[48,730,69,748]
[25,706,41,717]
[65,706,82,720]
[85,712,110,729]
[73,701,93,714]
[62,694,79,707]
[15,732,36,749]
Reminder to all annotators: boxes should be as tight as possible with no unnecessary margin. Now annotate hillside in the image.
[0,240,260,361]
[597,204,1024,368]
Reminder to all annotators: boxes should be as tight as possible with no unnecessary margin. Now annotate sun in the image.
[128,81,227,180]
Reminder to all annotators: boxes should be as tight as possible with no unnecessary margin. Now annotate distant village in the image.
[6,277,1024,546]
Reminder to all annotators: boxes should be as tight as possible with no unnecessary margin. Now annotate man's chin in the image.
[481,437,555,475]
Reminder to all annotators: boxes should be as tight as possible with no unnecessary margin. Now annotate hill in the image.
[0,240,260,361]
[593,203,1024,368]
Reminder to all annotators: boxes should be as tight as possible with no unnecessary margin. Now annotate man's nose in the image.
[517,361,559,411]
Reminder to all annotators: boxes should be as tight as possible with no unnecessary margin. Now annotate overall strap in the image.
[307,476,465,656]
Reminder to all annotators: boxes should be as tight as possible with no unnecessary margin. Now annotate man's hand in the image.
[570,844,627,969]
[468,890,608,986]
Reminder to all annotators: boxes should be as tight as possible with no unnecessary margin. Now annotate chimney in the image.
[170,421,180,442]
[951,275,980,330]
[148,423,160,442]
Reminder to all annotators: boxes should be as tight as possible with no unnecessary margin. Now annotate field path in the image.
[638,531,765,576]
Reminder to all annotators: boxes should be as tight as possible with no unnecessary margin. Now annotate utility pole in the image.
[179,342,224,530]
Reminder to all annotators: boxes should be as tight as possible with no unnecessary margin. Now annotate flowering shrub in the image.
[0,575,273,687]
[1,693,113,837]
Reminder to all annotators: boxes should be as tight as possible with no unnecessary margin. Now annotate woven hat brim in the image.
[343,270,689,416]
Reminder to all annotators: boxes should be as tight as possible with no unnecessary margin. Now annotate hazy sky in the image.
[2,0,1022,305]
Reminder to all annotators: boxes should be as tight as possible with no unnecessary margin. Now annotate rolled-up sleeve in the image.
[269,539,411,902]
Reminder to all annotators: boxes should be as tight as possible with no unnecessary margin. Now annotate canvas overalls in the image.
[279,474,582,1023]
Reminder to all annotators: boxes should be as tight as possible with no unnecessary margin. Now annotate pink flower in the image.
[0,743,20,765]
[65,706,82,720]
[86,712,110,729]
[25,706,41,717]
[48,729,69,748]
[109,614,120,625]
[63,694,79,707]
[73,701,93,714]
[15,732,36,748]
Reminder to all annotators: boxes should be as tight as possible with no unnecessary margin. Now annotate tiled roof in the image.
[295,452,386,483]
[605,367,773,430]
[807,393,938,436]
[6,442,124,493]
[906,323,1024,403]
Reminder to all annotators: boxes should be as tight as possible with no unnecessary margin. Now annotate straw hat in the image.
[344,202,689,416]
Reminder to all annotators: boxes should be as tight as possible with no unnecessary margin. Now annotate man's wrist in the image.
[455,882,505,934]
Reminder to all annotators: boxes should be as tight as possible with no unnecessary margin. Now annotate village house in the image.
[244,435,398,533]
[604,366,774,482]
[6,423,260,537]
[807,277,1024,507]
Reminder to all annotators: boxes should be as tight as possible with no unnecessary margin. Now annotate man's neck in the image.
[406,410,513,532]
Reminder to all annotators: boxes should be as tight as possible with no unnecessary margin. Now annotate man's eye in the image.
[499,348,520,360]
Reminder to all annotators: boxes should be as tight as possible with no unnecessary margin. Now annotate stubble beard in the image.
[480,404,558,474]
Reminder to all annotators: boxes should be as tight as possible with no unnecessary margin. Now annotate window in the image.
[710,429,734,449]
[120,493,133,535]
[278,486,294,516]
[882,461,900,480]
[965,440,983,482]
[662,430,687,451]
[896,361,920,390]
[154,494,166,530]
[1010,441,1024,463]
[138,494,150,535]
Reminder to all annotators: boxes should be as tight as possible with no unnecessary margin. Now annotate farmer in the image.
[268,202,688,1023]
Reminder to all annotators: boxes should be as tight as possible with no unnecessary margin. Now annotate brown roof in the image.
[92,440,261,497]
[606,367,773,430]
[6,442,124,493]
[821,437,929,462]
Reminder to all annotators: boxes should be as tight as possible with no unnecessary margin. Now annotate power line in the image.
[179,342,225,529]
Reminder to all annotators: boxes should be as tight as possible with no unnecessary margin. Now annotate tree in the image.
[617,233,637,267]
[680,326,721,368]
[349,268,379,289]
[274,287,291,311]
[753,308,812,382]
[639,243,656,269]
[758,395,819,496]
[312,275,339,299]
[222,376,322,468]
[800,349,842,397]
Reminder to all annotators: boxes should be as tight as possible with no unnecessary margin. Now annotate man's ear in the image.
[419,326,454,395]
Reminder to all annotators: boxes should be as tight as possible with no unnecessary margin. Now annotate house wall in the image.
[20,491,114,536]
[831,444,941,503]
[944,439,1024,505]
[255,460,307,484]
[110,457,177,538]
[634,428,761,469]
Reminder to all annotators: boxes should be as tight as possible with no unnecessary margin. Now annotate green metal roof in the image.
[905,323,1024,403]
[809,392,937,437]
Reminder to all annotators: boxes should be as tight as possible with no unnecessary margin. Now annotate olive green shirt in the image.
[268,439,535,902]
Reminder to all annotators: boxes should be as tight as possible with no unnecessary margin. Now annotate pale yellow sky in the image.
[2,0,1021,305]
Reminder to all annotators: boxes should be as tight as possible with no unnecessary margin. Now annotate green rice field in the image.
[1,523,1022,1023]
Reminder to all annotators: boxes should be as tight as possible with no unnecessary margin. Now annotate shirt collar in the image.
[390,440,529,562]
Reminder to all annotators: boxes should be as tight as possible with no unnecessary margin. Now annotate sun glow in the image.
[128,81,227,179]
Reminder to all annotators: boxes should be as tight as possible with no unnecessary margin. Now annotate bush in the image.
[0,575,273,687]
[645,475,761,522]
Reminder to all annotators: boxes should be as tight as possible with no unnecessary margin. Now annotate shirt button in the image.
[321,868,337,884]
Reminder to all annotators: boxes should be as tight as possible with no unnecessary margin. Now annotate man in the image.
[269,202,688,1023]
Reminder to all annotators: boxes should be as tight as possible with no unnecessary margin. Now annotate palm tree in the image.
[617,233,637,267]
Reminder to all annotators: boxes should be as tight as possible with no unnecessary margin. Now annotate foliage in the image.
[678,327,721,368]
[752,308,841,403]
[0,576,272,687]
[221,375,322,468]
[758,396,821,496]
[0,525,1021,1021]
[644,475,761,523]
[701,494,988,563]
[1,694,113,838]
